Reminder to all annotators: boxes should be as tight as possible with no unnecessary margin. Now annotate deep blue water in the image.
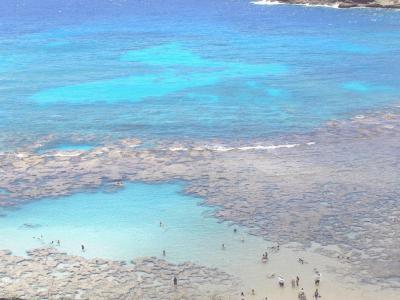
[1,0,400,149]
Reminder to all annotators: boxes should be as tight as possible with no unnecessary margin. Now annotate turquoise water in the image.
[0,183,269,266]
[0,0,400,149]
[38,143,95,153]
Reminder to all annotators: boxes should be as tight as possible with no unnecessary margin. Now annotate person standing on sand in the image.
[291,278,296,288]
[240,291,245,300]
[173,276,177,287]
[296,275,300,287]
[314,288,320,299]
[298,288,306,300]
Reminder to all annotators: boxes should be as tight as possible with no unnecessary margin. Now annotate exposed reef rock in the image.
[254,0,400,9]
[0,248,237,300]
[0,106,400,287]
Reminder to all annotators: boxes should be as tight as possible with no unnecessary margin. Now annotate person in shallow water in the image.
[278,276,285,287]
[162,250,166,256]
[81,244,85,252]
[315,272,321,286]
[222,243,225,250]
[262,252,268,263]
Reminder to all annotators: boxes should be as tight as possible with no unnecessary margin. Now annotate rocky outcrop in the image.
[0,248,238,300]
[255,0,400,9]
[1,107,400,288]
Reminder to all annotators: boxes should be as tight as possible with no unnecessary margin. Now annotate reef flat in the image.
[1,106,400,288]
[253,0,400,9]
[0,248,236,300]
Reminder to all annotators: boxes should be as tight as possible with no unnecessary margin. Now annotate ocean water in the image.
[0,0,399,150]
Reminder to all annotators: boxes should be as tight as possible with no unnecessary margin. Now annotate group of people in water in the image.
[33,235,87,253]
[32,235,61,247]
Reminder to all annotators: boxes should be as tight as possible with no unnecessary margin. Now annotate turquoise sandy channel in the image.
[30,43,287,104]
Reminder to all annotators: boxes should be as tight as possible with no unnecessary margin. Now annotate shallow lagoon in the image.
[0,183,268,264]
[0,182,397,300]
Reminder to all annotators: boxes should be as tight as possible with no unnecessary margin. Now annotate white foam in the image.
[251,0,340,9]
[166,142,315,152]
[169,147,189,151]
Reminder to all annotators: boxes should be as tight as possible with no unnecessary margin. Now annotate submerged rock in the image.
[0,248,238,299]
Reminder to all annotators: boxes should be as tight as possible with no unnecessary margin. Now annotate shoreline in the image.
[1,105,400,297]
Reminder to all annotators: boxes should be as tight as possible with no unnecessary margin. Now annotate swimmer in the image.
[233,228,237,233]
